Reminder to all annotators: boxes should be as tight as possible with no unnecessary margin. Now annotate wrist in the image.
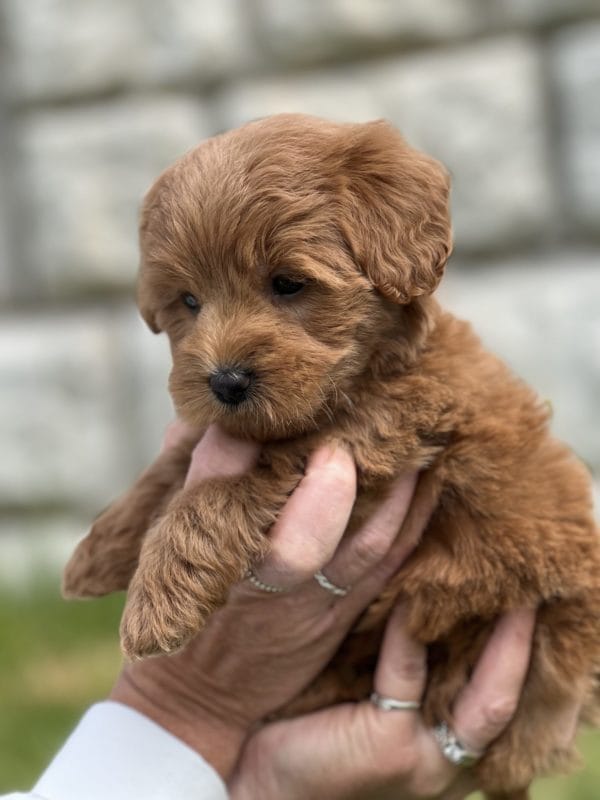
[110,667,247,779]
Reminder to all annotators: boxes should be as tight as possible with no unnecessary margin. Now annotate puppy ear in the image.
[139,303,161,334]
[137,183,166,334]
[338,120,452,304]
[136,269,162,333]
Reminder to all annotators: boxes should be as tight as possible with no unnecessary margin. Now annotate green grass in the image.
[532,733,600,800]
[0,583,598,796]
[0,582,124,791]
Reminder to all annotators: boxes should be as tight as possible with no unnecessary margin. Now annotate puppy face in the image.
[137,114,451,440]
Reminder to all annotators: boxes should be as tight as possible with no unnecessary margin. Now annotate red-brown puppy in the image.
[64,114,600,799]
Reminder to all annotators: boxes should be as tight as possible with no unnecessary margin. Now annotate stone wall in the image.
[0,0,599,584]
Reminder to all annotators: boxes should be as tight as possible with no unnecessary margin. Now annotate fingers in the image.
[334,473,434,618]
[451,608,536,753]
[177,430,419,609]
[362,608,535,800]
[184,425,260,487]
[161,418,203,452]
[255,444,357,588]
[372,603,427,732]
[322,472,418,589]
[160,420,258,486]
[255,453,422,597]
[165,423,421,602]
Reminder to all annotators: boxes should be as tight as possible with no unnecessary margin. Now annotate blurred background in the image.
[0,0,599,795]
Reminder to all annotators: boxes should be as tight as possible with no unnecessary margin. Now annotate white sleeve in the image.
[1,701,229,800]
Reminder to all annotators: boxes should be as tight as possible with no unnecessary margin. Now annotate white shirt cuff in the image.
[29,701,228,800]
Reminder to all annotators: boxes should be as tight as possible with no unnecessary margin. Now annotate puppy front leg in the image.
[63,437,194,598]
[120,469,298,659]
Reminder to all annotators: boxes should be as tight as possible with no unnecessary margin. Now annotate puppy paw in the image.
[118,488,268,659]
[118,515,228,659]
[62,548,122,599]
[120,572,211,659]
[62,514,140,598]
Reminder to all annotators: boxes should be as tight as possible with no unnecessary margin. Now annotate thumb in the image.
[185,424,260,487]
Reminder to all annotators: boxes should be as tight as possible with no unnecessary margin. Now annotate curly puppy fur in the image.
[63,114,600,798]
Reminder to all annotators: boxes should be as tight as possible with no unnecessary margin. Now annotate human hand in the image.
[111,421,424,778]
[230,605,537,800]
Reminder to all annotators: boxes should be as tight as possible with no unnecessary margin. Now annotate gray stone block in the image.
[128,0,257,89]
[0,311,130,508]
[552,22,600,236]
[218,36,553,253]
[117,304,174,468]
[2,0,254,101]
[17,97,210,295]
[494,0,600,27]
[0,305,174,515]
[0,104,13,303]
[217,73,381,129]
[254,0,483,61]
[2,0,138,100]
[372,37,553,253]
[439,251,600,473]
[0,190,10,303]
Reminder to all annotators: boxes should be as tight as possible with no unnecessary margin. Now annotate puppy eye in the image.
[181,292,200,313]
[272,276,306,297]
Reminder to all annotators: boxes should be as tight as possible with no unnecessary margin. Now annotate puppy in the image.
[63,114,600,799]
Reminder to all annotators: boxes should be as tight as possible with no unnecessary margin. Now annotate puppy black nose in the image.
[209,368,253,406]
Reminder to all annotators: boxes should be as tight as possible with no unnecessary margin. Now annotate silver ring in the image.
[370,692,420,711]
[433,722,483,767]
[245,568,286,594]
[313,569,349,597]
